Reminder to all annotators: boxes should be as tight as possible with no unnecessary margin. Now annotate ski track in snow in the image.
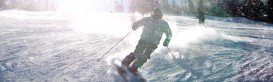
[0,10,273,82]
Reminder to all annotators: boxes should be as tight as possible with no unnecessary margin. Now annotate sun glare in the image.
[56,0,111,14]
[54,0,131,34]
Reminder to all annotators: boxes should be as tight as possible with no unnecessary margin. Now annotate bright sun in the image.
[54,0,132,35]
[56,0,111,14]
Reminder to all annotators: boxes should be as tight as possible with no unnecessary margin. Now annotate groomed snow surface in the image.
[1,10,273,82]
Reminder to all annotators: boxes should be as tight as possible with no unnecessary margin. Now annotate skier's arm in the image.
[132,18,147,30]
[163,22,172,47]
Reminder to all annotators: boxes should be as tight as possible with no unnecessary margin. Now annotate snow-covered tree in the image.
[188,0,196,13]
[0,0,4,8]
[130,0,156,15]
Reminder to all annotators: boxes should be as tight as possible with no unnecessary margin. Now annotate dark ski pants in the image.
[122,39,157,68]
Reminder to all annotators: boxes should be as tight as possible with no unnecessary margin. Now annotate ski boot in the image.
[121,52,135,66]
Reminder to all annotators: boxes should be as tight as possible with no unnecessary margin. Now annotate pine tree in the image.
[268,0,273,22]
[242,0,264,21]
[162,0,171,13]
[172,0,176,14]
[188,0,195,13]
[198,0,205,24]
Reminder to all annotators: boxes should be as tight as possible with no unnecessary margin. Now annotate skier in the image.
[121,8,172,74]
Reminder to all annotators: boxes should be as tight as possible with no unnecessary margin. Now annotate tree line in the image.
[1,0,272,23]
[130,0,273,23]
[0,0,56,11]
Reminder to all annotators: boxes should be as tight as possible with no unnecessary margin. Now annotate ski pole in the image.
[167,47,176,59]
[97,30,133,62]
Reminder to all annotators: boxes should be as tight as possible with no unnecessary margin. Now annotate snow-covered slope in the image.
[0,10,273,82]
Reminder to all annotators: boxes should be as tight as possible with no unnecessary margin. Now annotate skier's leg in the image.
[122,40,145,66]
[134,56,147,69]
[133,40,146,55]
[127,40,148,73]
[134,44,157,68]
[143,44,158,60]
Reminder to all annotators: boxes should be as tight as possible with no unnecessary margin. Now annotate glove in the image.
[163,39,170,47]
[132,23,137,30]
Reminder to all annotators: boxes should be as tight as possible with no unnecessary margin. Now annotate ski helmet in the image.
[151,8,163,20]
